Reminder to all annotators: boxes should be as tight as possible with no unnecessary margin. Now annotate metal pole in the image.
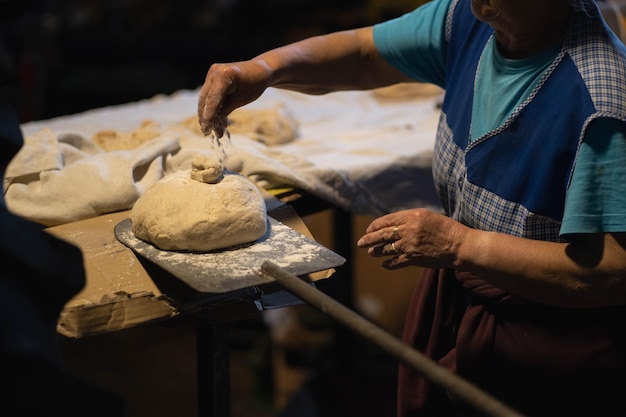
[196,322,230,417]
[260,261,526,417]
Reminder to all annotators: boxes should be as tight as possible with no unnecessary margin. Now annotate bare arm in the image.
[258,27,412,93]
[459,226,626,308]
[197,27,412,136]
[357,208,626,308]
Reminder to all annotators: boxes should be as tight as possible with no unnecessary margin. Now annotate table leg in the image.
[332,208,357,369]
[196,322,230,417]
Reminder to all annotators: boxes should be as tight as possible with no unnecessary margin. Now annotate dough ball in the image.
[93,119,161,151]
[130,170,267,252]
[371,82,444,102]
[191,155,223,183]
[175,105,299,146]
[228,105,299,146]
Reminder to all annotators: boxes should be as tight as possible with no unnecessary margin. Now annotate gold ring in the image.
[390,242,399,255]
[392,226,400,241]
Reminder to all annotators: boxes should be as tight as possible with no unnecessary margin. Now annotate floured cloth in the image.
[7,87,443,227]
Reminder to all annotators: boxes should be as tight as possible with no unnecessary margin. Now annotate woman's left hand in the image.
[356,208,471,270]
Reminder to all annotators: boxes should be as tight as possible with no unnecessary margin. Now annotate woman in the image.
[198,0,626,415]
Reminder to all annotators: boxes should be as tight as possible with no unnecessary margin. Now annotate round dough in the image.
[93,119,161,151]
[228,105,299,146]
[130,167,267,252]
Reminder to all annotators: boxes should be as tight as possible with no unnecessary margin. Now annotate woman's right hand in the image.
[197,59,272,138]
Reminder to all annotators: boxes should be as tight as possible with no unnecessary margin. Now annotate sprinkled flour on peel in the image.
[115,217,345,293]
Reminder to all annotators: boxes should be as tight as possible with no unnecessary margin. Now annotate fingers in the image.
[198,60,271,138]
[360,224,403,258]
[198,64,237,138]
[392,226,400,241]
[364,213,401,234]
[356,215,409,267]
[197,84,213,134]
[357,223,402,249]
[198,92,228,138]
[369,241,401,257]
[204,114,229,139]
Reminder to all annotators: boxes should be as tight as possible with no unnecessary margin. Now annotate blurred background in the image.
[3,1,625,120]
[3,1,625,417]
[2,1,428,417]
[1,0,427,123]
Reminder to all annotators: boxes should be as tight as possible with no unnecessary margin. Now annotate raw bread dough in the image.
[92,119,162,151]
[371,82,444,102]
[228,105,299,146]
[190,154,222,183]
[130,156,268,252]
[92,104,299,153]
[191,104,299,146]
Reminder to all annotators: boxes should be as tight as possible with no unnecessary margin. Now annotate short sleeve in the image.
[372,0,452,87]
[560,117,626,237]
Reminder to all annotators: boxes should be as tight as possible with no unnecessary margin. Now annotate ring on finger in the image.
[392,226,400,241]
[390,242,399,255]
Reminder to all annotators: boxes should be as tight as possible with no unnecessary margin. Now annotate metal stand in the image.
[196,322,230,417]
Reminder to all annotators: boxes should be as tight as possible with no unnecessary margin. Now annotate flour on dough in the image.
[130,156,267,252]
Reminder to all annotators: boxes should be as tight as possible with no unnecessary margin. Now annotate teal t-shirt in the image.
[372,0,449,87]
[471,38,559,141]
[561,119,626,235]
[373,0,626,236]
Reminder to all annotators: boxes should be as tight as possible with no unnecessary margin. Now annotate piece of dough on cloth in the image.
[227,105,299,146]
[371,82,444,102]
[177,105,299,146]
[130,155,268,252]
[92,119,162,151]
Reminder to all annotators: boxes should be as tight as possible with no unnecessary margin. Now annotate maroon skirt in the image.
[397,268,626,417]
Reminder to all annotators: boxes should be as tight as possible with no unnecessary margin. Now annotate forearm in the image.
[256,28,411,94]
[359,209,626,309]
[198,27,411,136]
[457,230,626,308]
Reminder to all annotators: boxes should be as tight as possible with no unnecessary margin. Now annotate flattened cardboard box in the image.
[46,197,337,338]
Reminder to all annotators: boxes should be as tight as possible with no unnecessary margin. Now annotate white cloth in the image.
[8,88,442,226]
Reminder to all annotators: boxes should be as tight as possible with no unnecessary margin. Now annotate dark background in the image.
[0,2,424,416]
[1,0,418,124]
